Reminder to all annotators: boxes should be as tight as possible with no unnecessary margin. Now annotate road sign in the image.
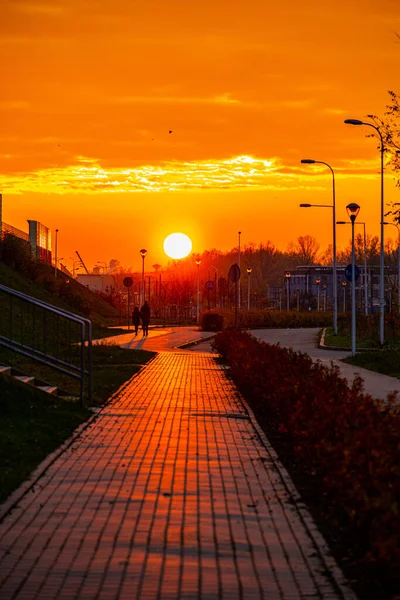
[123,277,133,287]
[205,280,215,291]
[345,264,360,282]
[228,263,241,283]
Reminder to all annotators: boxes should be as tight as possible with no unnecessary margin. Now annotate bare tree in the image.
[286,235,320,265]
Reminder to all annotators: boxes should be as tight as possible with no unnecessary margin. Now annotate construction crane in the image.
[75,250,89,274]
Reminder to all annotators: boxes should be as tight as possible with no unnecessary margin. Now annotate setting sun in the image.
[163,233,193,260]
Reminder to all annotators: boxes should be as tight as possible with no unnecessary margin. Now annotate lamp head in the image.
[316,278,321,284]
[195,259,201,266]
[301,159,316,164]
[300,203,312,208]
[285,272,291,279]
[247,267,252,274]
[336,221,347,225]
[344,119,364,125]
[346,203,360,221]
[140,248,147,257]
[342,281,347,287]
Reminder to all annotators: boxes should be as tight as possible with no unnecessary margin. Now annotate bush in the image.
[212,329,400,591]
[200,308,335,330]
[200,311,224,331]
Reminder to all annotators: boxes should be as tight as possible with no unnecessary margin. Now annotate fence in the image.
[0,284,92,405]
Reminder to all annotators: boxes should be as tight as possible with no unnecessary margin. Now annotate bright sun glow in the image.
[163,233,192,259]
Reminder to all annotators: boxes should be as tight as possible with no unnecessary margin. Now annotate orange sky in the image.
[1,0,399,271]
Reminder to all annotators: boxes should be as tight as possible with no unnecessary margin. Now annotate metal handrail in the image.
[0,284,92,405]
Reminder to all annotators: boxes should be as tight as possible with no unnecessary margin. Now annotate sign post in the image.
[228,264,241,329]
[123,277,134,330]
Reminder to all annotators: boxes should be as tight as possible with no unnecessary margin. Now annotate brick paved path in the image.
[0,352,356,599]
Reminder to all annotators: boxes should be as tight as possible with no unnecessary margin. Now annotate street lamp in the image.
[383,222,400,313]
[196,259,201,324]
[54,229,59,278]
[345,118,385,344]
[140,249,147,305]
[296,288,300,311]
[300,159,337,334]
[316,278,321,311]
[246,267,252,310]
[285,272,291,310]
[342,281,347,312]
[238,231,241,308]
[337,221,369,316]
[346,202,361,356]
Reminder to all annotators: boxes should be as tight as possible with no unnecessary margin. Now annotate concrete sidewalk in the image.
[0,350,356,599]
[94,326,215,352]
[190,327,400,401]
[251,328,400,402]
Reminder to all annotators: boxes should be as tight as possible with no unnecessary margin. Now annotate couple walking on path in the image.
[132,300,151,336]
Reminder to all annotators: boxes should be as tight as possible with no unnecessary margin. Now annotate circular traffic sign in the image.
[345,264,360,282]
[205,280,215,291]
[228,263,241,283]
[123,277,134,287]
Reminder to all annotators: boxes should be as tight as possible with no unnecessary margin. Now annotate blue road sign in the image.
[205,280,215,291]
[345,264,360,282]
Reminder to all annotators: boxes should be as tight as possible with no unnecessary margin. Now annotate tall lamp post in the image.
[195,259,202,324]
[337,221,368,315]
[347,203,361,356]
[383,222,400,313]
[300,159,337,334]
[285,272,291,310]
[345,119,385,344]
[238,231,241,308]
[247,267,252,310]
[54,228,59,278]
[316,278,321,311]
[140,249,147,305]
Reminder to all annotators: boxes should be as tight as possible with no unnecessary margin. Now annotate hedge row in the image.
[212,329,400,590]
[200,308,335,331]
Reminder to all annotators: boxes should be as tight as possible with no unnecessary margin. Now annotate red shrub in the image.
[212,329,400,580]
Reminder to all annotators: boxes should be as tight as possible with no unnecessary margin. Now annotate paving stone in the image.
[0,351,357,599]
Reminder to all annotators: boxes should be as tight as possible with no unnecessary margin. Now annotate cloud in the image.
[13,2,66,16]
[111,93,240,106]
[0,154,382,195]
[323,108,347,115]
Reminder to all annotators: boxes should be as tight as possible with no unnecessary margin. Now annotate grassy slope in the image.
[0,261,156,503]
[0,378,92,503]
[0,261,119,327]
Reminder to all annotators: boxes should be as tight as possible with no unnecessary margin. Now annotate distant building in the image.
[27,220,52,264]
[77,273,117,292]
[0,195,53,265]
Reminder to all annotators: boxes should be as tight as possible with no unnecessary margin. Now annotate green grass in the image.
[323,327,381,349]
[322,326,400,378]
[0,343,155,405]
[0,261,119,327]
[0,344,156,504]
[342,346,400,378]
[0,379,92,504]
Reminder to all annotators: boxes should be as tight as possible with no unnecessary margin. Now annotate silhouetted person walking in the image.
[132,306,141,336]
[140,300,150,336]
